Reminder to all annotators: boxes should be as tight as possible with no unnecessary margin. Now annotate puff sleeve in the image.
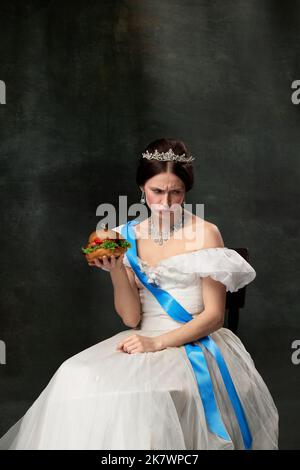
[180,247,256,293]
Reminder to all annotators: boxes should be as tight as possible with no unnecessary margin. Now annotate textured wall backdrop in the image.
[0,0,299,449]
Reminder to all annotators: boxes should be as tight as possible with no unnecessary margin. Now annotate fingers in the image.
[101,256,110,269]
[88,253,125,270]
[117,342,130,353]
[87,258,102,268]
[122,338,137,347]
[94,258,103,268]
[117,253,125,265]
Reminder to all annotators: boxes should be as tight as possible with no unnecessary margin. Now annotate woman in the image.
[0,138,279,449]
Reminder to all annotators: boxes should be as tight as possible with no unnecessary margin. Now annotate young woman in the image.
[0,138,279,449]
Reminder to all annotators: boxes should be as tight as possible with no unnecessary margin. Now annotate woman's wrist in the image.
[154,336,165,351]
[109,264,128,286]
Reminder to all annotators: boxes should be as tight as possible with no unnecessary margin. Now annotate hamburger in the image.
[81,223,131,263]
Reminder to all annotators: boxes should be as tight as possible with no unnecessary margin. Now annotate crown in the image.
[141,148,195,163]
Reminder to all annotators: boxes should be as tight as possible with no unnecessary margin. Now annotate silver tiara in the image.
[142,148,195,163]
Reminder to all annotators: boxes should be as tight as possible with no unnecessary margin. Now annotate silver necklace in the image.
[148,213,184,246]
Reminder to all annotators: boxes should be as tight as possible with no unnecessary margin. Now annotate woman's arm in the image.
[155,223,226,350]
[91,254,141,328]
[110,264,141,328]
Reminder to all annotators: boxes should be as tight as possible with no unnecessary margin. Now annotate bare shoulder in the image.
[192,215,224,249]
[203,221,224,248]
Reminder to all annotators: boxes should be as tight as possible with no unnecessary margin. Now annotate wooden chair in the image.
[224,248,251,335]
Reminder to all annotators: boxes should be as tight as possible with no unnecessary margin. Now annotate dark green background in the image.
[0,0,299,449]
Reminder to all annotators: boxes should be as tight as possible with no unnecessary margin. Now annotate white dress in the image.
[0,224,279,450]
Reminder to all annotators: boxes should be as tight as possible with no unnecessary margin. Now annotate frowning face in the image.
[141,172,185,216]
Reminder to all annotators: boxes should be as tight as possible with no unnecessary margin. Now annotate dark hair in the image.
[136,138,194,192]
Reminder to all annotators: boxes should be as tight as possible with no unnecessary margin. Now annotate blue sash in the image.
[121,219,252,449]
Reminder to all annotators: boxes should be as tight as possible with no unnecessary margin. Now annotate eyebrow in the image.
[150,186,183,191]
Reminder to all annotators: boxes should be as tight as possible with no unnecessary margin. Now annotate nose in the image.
[161,192,171,206]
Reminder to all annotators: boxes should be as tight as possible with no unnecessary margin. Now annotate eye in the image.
[153,189,162,193]
[173,190,181,194]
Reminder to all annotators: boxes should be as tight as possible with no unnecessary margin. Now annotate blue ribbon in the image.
[121,219,252,449]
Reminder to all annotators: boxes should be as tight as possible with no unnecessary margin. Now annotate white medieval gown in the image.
[0,224,279,450]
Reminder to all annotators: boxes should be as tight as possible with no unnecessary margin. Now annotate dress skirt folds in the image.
[0,221,279,450]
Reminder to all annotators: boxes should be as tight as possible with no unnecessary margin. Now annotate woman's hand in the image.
[116,334,164,354]
[88,253,125,272]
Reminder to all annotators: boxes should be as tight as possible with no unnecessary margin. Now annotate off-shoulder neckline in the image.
[114,223,230,269]
[135,247,229,269]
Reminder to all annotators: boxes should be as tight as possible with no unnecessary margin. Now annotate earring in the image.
[140,190,145,204]
[181,199,185,221]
